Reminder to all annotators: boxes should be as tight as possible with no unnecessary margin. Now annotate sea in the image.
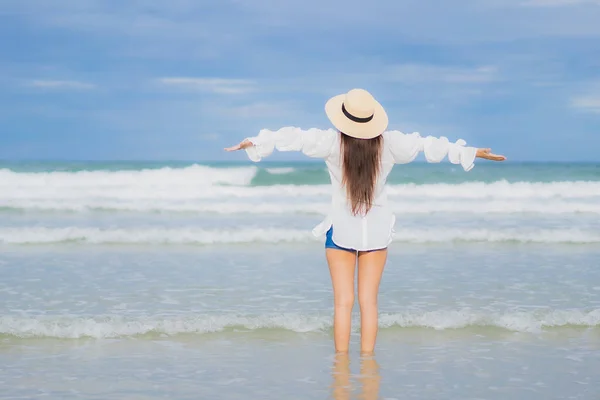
[1,160,599,399]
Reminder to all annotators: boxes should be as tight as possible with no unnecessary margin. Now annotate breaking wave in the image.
[1,309,598,339]
[2,227,600,245]
[1,167,599,216]
[1,200,599,215]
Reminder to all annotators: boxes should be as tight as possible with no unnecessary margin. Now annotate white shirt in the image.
[245,127,477,251]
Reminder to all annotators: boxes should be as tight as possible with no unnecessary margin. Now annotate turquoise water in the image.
[1,161,600,398]
[2,160,599,184]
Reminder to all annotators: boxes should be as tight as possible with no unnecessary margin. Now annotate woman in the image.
[226,89,506,354]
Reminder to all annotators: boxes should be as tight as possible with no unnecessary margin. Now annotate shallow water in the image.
[1,161,600,398]
[3,332,600,399]
[1,244,600,399]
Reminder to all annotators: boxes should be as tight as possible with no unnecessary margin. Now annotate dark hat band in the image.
[342,103,374,123]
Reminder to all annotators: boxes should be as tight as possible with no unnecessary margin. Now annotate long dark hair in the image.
[340,132,383,216]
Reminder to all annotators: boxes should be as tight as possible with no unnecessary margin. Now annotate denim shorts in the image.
[325,226,386,253]
[325,226,356,253]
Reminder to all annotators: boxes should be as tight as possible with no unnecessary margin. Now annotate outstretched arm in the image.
[475,148,506,161]
[225,127,338,162]
[384,131,505,171]
[224,139,253,152]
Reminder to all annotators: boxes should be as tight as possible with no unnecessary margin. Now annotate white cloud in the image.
[382,65,498,84]
[571,95,600,113]
[225,102,293,118]
[0,0,243,61]
[336,64,499,89]
[522,0,600,6]
[26,80,96,90]
[4,0,600,68]
[157,77,256,94]
[200,133,220,141]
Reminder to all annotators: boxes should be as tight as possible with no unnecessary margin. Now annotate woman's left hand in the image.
[224,139,253,152]
[476,148,506,161]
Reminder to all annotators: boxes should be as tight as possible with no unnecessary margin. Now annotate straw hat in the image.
[325,88,388,139]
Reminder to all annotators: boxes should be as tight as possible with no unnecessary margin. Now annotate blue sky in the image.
[0,0,599,161]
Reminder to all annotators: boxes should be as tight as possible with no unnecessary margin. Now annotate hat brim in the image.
[325,94,388,139]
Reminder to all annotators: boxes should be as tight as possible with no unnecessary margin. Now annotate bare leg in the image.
[326,248,357,353]
[357,249,387,354]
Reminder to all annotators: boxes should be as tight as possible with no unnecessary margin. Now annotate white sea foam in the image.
[1,169,599,215]
[0,227,313,245]
[1,199,599,215]
[1,166,599,198]
[385,180,600,200]
[0,165,258,188]
[378,309,600,333]
[394,227,600,244]
[1,309,598,338]
[1,227,600,245]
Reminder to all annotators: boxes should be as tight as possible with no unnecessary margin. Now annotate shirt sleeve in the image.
[244,127,338,162]
[384,130,477,171]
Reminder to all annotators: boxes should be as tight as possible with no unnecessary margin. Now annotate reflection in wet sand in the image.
[359,354,381,400]
[331,353,352,399]
[331,353,381,400]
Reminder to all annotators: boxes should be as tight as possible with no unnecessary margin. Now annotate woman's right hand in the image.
[476,148,506,161]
